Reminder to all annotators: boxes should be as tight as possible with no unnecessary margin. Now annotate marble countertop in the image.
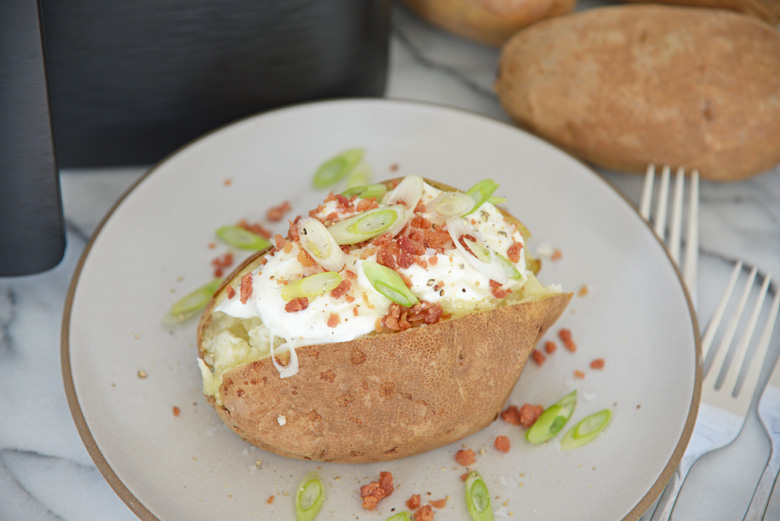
[2,2,779,520]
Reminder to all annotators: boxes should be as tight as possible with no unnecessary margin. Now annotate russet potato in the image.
[495,5,780,181]
[196,179,571,462]
[622,0,780,26]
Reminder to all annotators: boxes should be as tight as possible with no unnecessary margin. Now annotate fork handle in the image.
[743,446,780,521]
[649,451,699,521]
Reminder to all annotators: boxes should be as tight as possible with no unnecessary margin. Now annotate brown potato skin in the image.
[206,291,571,462]
[495,5,780,181]
[402,0,577,46]
[622,0,780,26]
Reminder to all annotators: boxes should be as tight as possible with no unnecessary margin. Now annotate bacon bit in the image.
[494,435,510,453]
[360,247,378,260]
[397,252,415,269]
[287,219,301,242]
[489,279,511,299]
[414,257,428,269]
[207,242,217,249]
[360,471,394,511]
[377,247,397,269]
[266,200,291,222]
[334,193,351,209]
[559,328,577,352]
[346,295,356,303]
[428,255,438,266]
[322,211,340,225]
[429,497,448,509]
[356,198,379,212]
[551,248,563,261]
[564,339,577,352]
[390,163,400,172]
[414,201,426,214]
[297,248,318,268]
[531,349,546,365]
[399,235,425,255]
[284,297,308,312]
[574,370,586,379]
[507,241,523,263]
[323,191,338,203]
[501,405,522,425]
[283,241,294,254]
[223,178,233,186]
[371,233,393,247]
[411,215,432,230]
[172,406,181,417]
[455,448,476,466]
[407,494,421,510]
[519,404,544,428]
[266,495,274,504]
[353,306,359,316]
[458,234,478,256]
[330,279,351,299]
[237,219,272,239]
[544,340,557,354]
[226,286,236,300]
[327,313,340,328]
[240,273,253,304]
[211,252,234,278]
[590,358,605,370]
[414,505,434,521]
[309,204,326,217]
[460,472,469,481]
[578,284,590,297]
[345,270,357,280]
[274,233,286,249]
[399,272,413,288]
[375,318,383,333]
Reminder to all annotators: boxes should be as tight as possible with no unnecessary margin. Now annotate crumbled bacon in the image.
[559,328,577,352]
[377,247,397,269]
[327,313,340,328]
[345,270,357,280]
[518,404,544,428]
[287,218,301,242]
[226,286,236,300]
[494,435,510,453]
[574,370,586,379]
[413,201,426,214]
[297,248,318,268]
[544,340,557,354]
[237,219,272,239]
[455,448,476,466]
[356,198,379,212]
[531,349,546,366]
[501,405,523,426]
[410,215,432,230]
[399,235,425,255]
[266,200,291,222]
[360,471,394,510]
[330,279,351,299]
[507,241,523,263]
[211,252,234,277]
[590,358,605,370]
[284,297,308,312]
[429,497,448,509]
[414,505,434,521]
[240,273,253,304]
[551,248,563,261]
[407,494,421,510]
[335,194,351,210]
[382,301,444,331]
[397,252,414,269]
[489,279,511,299]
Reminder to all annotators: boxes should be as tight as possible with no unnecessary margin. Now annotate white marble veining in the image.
[2,2,779,520]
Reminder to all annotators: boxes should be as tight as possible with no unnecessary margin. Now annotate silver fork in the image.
[649,262,776,521]
[639,164,699,302]
[743,288,780,520]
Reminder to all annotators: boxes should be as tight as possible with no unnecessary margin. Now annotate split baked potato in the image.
[196,176,571,462]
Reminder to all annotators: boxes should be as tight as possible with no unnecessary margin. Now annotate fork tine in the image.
[719,275,770,396]
[706,266,758,380]
[654,165,671,239]
[668,167,685,263]
[702,261,744,359]
[640,164,655,219]
[683,170,699,306]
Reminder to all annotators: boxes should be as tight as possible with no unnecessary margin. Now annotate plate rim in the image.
[60,97,702,521]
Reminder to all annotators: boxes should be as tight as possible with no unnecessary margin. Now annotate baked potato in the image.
[495,5,780,181]
[401,0,577,46]
[197,176,571,462]
[621,0,780,26]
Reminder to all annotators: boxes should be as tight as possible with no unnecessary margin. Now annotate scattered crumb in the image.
[266,200,292,222]
[531,349,546,366]
[172,406,181,417]
[277,414,287,426]
[494,435,511,453]
[429,496,448,509]
[407,494,421,510]
[266,495,274,504]
[255,460,263,467]
[414,504,434,521]
[544,341,556,354]
[551,249,563,261]
[360,471,394,510]
[390,163,400,172]
[577,285,589,297]
[223,178,233,186]
[574,370,586,379]
[137,370,147,379]
[636,404,642,409]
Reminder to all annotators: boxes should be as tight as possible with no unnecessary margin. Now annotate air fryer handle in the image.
[0,0,65,276]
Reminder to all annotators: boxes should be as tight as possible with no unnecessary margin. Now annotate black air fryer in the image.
[0,0,391,276]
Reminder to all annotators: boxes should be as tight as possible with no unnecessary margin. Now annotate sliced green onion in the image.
[362,260,419,308]
[215,225,272,251]
[295,472,325,521]
[281,272,342,301]
[465,471,493,521]
[497,253,525,281]
[430,191,475,218]
[164,278,222,324]
[297,217,345,272]
[488,195,507,206]
[383,175,423,237]
[341,183,387,200]
[327,205,405,245]
[446,217,508,284]
[525,389,577,445]
[345,161,372,189]
[385,513,413,521]
[313,148,365,189]
[465,179,500,215]
[560,409,612,451]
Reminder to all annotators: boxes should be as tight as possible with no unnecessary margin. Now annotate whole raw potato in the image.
[402,0,577,46]
[622,0,780,26]
[495,5,780,181]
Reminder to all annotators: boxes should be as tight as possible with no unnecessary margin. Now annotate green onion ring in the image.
[560,409,612,450]
[525,389,577,445]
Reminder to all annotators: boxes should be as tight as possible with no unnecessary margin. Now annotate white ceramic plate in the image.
[63,99,700,521]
